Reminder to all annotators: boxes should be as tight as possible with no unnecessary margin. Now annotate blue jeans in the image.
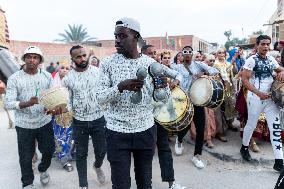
[106,125,157,189]
[72,116,106,187]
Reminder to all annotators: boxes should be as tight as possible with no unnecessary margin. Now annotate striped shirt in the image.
[173,61,219,92]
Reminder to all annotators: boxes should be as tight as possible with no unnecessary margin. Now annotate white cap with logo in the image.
[115,17,141,34]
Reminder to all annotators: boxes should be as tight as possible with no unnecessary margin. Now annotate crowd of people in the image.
[1,17,284,189]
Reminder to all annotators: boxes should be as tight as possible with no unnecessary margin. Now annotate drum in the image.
[154,87,194,132]
[189,77,224,108]
[39,87,69,110]
[271,80,284,130]
[271,80,284,108]
[55,111,73,128]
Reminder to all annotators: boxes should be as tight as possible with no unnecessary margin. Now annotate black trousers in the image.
[16,121,55,187]
[106,125,157,189]
[177,105,205,155]
[72,116,106,187]
[156,123,175,182]
[275,168,284,189]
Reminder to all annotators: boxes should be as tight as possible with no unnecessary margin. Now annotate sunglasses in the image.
[218,51,226,54]
[209,59,215,62]
[182,50,192,55]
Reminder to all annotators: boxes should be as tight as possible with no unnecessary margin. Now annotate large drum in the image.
[189,77,224,108]
[154,87,194,132]
[39,87,69,110]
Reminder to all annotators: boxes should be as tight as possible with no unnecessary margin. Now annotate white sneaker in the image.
[175,138,184,155]
[23,184,35,189]
[40,171,50,185]
[169,181,186,189]
[192,155,205,169]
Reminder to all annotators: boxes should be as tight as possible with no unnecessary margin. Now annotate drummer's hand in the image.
[169,79,179,90]
[195,72,205,78]
[118,79,144,92]
[28,97,39,107]
[256,91,271,100]
[276,71,284,82]
[46,106,63,115]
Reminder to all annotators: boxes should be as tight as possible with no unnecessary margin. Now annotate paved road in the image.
[0,110,281,189]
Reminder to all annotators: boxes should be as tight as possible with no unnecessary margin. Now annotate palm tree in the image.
[55,24,96,43]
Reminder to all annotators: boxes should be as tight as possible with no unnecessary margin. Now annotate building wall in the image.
[9,40,116,66]
[98,35,211,53]
[8,35,211,67]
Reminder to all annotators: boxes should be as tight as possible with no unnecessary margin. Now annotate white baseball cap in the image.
[115,17,141,34]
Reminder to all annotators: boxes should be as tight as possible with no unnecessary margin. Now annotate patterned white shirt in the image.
[5,69,52,129]
[96,53,182,133]
[243,53,279,99]
[63,65,103,121]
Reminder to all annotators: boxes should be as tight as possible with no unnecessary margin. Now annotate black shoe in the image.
[240,146,252,161]
[274,159,284,172]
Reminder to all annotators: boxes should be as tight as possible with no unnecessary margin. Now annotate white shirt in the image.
[96,53,182,133]
[63,65,103,121]
[5,69,52,129]
[173,61,219,92]
[243,53,279,99]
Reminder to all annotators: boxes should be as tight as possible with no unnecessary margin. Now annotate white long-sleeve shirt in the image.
[5,69,52,129]
[96,53,182,133]
[63,65,103,121]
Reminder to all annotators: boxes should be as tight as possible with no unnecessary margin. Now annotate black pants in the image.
[106,125,157,189]
[275,169,284,189]
[156,123,174,182]
[72,116,106,187]
[16,122,55,187]
[177,105,205,155]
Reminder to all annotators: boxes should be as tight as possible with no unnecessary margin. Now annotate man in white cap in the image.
[5,46,59,189]
[96,18,182,189]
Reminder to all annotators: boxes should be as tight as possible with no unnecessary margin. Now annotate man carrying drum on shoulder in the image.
[173,46,219,169]
[5,46,60,189]
[240,35,284,173]
[142,46,185,189]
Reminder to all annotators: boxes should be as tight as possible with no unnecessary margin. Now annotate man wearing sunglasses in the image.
[173,46,219,169]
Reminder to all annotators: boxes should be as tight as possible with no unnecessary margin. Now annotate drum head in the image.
[154,87,189,124]
[189,78,213,106]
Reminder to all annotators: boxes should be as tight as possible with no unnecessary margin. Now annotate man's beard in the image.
[75,61,88,69]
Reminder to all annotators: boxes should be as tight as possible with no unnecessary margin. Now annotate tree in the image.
[224,30,232,42]
[224,37,248,50]
[55,24,96,43]
[252,30,264,35]
[223,30,248,50]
